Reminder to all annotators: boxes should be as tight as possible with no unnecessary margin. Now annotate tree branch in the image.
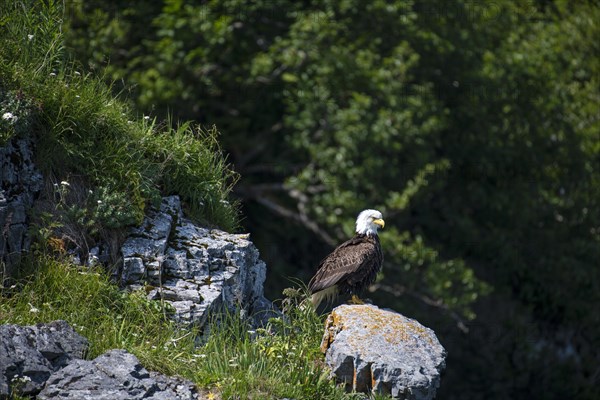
[252,195,337,247]
[237,184,338,247]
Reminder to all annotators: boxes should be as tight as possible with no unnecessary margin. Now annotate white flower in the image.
[11,375,31,383]
[49,72,56,77]
[60,181,70,186]
[97,200,102,204]
[2,112,14,120]
[28,303,39,313]
[27,34,34,41]
[144,115,150,120]
[74,71,81,76]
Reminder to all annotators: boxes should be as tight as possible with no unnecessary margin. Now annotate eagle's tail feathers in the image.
[310,285,339,309]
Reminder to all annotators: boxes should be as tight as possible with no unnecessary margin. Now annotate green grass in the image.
[0,259,367,400]
[0,258,185,367]
[0,0,238,233]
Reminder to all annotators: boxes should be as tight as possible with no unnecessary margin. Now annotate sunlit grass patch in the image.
[0,258,192,372]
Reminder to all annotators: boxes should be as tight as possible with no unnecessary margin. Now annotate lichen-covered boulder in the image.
[320,304,446,399]
[120,196,277,329]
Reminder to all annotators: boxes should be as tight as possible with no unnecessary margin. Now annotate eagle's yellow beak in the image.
[373,218,385,228]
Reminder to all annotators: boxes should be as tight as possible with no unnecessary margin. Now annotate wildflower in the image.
[49,72,56,77]
[27,34,34,41]
[2,112,14,121]
[97,200,102,204]
[144,115,150,120]
[12,375,31,383]
[74,71,81,76]
[75,95,80,99]
[28,303,39,313]
[60,181,70,186]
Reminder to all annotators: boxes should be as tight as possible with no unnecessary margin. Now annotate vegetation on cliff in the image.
[0,1,238,238]
[63,1,599,399]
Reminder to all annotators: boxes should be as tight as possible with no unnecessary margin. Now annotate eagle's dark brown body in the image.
[308,233,383,305]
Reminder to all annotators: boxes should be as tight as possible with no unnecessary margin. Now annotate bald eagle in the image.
[308,209,384,308]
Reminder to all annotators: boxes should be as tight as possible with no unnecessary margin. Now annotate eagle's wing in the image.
[308,237,378,293]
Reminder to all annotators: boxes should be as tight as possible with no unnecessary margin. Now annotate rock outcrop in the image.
[1,135,277,328]
[320,304,446,399]
[0,136,43,280]
[0,320,88,397]
[0,321,199,399]
[120,196,277,329]
[38,349,198,400]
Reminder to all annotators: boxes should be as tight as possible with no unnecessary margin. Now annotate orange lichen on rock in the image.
[320,304,446,399]
[321,304,435,353]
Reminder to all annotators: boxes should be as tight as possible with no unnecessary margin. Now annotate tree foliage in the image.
[64,1,599,398]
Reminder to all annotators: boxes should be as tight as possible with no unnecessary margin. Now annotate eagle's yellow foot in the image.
[348,294,365,305]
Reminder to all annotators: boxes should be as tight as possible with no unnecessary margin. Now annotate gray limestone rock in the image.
[0,136,43,279]
[120,196,275,329]
[0,320,88,397]
[38,349,198,400]
[320,304,446,399]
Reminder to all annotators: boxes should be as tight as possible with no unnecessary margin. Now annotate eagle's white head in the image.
[355,209,385,236]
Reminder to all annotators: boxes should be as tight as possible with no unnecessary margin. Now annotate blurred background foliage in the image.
[63,0,599,398]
